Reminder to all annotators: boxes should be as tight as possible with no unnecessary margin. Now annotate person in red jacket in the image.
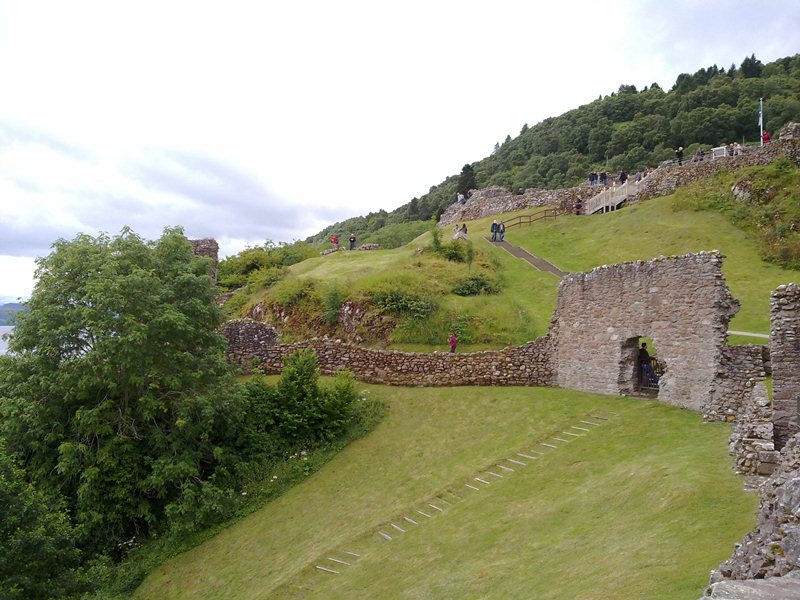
[449,332,457,353]
[762,130,771,144]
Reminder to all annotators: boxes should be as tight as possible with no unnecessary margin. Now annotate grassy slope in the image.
[240,174,798,350]
[134,386,756,600]
[256,231,558,350]
[468,193,800,338]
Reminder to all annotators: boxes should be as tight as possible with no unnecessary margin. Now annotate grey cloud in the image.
[0,119,91,160]
[123,149,337,240]
[0,221,78,257]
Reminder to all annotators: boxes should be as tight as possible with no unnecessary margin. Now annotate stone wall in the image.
[549,252,739,413]
[728,380,780,476]
[222,318,555,387]
[190,238,220,282]
[710,432,800,584]
[222,252,753,419]
[704,344,769,422]
[631,139,800,204]
[771,283,800,449]
[439,185,596,226]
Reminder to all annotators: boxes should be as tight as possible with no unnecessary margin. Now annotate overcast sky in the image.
[1,0,799,301]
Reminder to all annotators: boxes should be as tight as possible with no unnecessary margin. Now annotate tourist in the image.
[639,342,654,386]
[330,234,339,250]
[453,225,460,239]
[457,192,466,204]
[349,233,357,250]
[675,147,684,166]
[449,332,457,353]
[498,222,505,242]
[762,130,771,144]
[491,220,498,242]
[461,223,468,237]
[599,171,608,186]
[619,170,628,184]
[588,172,598,187]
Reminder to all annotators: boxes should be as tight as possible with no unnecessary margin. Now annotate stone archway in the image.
[550,252,739,412]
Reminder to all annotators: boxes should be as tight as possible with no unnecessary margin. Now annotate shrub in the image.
[439,241,466,262]
[370,289,437,319]
[452,274,501,296]
[321,285,345,325]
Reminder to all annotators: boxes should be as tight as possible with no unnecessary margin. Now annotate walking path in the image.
[485,237,771,341]
[485,236,568,277]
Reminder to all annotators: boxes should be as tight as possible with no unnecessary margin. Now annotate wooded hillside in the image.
[307,53,800,244]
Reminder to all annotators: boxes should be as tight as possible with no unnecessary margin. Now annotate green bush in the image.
[452,274,501,296]
[246,266,287,289]
[439,241,466,262]
[370,289,437,319]
[271,350,358,443]
[321,286,345,325]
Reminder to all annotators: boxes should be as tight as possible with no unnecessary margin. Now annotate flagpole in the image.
[759,97,764,146]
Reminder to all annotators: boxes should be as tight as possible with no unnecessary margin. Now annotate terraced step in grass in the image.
[134,386,756,600]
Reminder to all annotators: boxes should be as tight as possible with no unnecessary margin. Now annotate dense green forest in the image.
[306,53,800,245]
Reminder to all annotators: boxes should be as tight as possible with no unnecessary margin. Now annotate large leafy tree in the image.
[0,441,90,599]
[0,227,236,550]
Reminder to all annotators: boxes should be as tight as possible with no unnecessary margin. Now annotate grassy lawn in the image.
[488,195,800,336]
[134,385,756,600]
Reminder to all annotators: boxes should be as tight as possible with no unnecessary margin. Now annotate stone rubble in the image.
[439,185,595,226]
[709,433,800,585]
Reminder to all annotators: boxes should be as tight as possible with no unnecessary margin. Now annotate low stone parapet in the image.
[221,318,554,387]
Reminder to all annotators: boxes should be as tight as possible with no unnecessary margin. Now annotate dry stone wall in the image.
[439,185,595,226]
[632,139,800,204]
[771,283,800,449]
[222,318,554,387]
[705,345,769,422]
[728,380,781,477]
[550,252,739,413]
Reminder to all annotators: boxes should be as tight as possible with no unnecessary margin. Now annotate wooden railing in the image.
[583,179,643,215]
[502,207,563,229]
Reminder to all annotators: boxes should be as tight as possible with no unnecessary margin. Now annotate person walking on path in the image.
[349,233,357,250]
[498,222,505,241]
[449,332,457,353]
[675,146,684,166]
[491,220,498,242]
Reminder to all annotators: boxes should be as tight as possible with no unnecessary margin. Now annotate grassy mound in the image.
[225,163,800,349]
[133,385,755,600]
